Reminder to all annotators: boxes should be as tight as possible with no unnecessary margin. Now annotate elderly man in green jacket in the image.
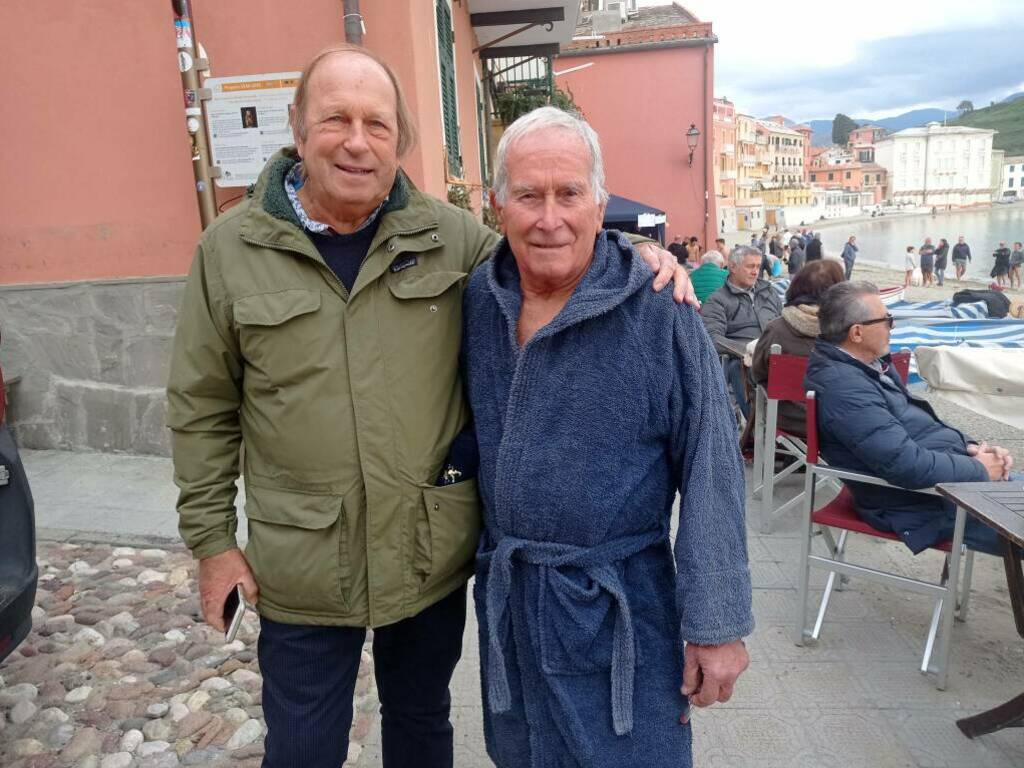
[167,43,691,768]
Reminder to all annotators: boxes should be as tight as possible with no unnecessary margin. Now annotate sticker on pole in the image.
[178,51,194,73]
[204,72,301,187]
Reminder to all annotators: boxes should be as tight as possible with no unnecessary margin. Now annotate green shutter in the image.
[436,0,461,177]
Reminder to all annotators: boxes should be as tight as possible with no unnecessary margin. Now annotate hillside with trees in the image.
[948,97,1024,155]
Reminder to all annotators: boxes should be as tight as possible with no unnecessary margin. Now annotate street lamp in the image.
[686,123,701,166]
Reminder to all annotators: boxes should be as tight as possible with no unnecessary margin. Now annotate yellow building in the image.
[760,185,815,206]
[736,113,770,201]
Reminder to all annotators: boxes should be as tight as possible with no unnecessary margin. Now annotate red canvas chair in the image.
[752,346,820,534]
[794,387,975,690]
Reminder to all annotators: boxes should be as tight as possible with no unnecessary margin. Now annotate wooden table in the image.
[935,482,1024,738]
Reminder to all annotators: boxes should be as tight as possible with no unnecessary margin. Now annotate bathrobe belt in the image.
[480,529,664,759]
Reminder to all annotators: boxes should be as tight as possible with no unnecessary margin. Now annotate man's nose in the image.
[343,122,370,153]
[535,196,563,230]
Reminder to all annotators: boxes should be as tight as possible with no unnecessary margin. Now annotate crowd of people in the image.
[675,228,1024,293]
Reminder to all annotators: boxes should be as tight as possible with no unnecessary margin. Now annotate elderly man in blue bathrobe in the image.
[462,106,754,768]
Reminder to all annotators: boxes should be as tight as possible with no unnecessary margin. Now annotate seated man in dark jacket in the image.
[805,281,1016,556]
[702,245,783,419]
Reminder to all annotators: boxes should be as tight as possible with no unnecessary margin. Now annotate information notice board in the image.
[205,72,301,187]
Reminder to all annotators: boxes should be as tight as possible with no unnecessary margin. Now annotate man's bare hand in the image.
[681,640,749,710]
[635,242,699,308]
[974,449,1006,482]
[198,548,259,632]
[969,442,1013,480]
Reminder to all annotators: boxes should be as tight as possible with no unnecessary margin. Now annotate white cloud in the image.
[634,0,1022,118]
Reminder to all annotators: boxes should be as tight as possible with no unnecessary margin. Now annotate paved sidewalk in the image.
[11,395,1024,767]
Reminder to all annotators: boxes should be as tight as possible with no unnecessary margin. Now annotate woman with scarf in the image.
[751,259,845,437]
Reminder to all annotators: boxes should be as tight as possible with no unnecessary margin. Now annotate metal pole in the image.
[172,0,217,228]
[343,0,363,45]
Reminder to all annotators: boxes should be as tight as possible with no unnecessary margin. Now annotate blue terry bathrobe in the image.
[462,231,754,768]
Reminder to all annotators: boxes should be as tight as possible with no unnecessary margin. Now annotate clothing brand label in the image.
[389,254,417,273]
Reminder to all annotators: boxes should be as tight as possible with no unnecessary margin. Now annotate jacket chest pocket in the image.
[233,289,328,387]
[383,270,467,381]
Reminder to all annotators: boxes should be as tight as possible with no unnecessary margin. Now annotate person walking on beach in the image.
[992,241,1011,287]
[1011,242,1023,289]
[904,245,917,288]
[934,238,949,287]
[841,235,858,280]
[952,235,971,280]
[919,237,936,287]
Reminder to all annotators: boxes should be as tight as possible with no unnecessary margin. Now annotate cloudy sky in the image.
[637,0,1024,122]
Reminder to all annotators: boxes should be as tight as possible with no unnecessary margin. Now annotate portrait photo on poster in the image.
[241,107,258,129]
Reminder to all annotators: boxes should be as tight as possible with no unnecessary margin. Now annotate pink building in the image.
[555,4,717,247]
[713,97,738,210]
[848,124,887,163]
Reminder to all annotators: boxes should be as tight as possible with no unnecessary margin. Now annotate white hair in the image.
[701,250,725,267]
[729,245,761,267]
[492,106,608,205]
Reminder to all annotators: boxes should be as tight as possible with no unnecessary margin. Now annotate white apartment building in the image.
[874,123,996,207]
[1000,155,1024,199]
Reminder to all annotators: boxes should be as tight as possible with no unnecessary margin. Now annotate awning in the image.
[603,193,666,228]
[468,1,580,58]
[602,193,666,244]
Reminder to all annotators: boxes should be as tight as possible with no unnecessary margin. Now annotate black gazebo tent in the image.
[602,193,666,245]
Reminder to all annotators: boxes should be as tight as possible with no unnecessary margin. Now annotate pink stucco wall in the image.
[3,1,481,285]
[555,43,717,247]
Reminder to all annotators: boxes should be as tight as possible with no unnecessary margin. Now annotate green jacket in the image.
[689,263,728,304]
[167,149,496,627]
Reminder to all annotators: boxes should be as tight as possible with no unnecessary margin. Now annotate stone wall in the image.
[0,277,185,456]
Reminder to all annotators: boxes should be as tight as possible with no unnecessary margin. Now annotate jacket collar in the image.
[238,147,418,250]
[724,278,771,296]
[811,338,901,386]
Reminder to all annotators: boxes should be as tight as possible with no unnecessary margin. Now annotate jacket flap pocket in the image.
[234,289,322,326]
[388,271,467,300]
[245,484,341,529]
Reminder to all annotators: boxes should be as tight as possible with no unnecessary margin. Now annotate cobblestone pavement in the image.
[0,541,375,768]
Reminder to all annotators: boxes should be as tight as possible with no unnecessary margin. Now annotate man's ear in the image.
[489,189,505,233]
[289,105,303,156]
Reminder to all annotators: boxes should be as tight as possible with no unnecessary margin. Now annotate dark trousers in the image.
[259,585,467,768]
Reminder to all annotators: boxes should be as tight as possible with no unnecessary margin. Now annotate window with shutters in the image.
[436,0,462,177]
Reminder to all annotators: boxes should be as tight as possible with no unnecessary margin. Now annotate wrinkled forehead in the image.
[507,128,591,171]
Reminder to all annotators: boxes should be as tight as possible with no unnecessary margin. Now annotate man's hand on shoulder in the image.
[198,548,259,632]
[635,242,699,308]
[680,639,749,714]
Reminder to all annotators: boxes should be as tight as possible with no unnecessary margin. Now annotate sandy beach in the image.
[845,259,1023,303]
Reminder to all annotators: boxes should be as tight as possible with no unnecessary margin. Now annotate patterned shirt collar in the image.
[284,162,386,234]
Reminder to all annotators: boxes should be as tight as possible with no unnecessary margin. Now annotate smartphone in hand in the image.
[223,584,246,643]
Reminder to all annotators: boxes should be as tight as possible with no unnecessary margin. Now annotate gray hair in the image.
[728,245,761,267]
[701,250,725,266]
[493,106,608,205]
[819,281,879,343]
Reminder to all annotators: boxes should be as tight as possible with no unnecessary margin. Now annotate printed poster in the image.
[205,72,301,187]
